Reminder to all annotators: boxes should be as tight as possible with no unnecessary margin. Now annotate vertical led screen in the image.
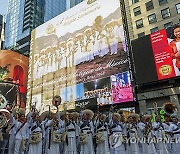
[28,0,133,112]
[150,26,180,80]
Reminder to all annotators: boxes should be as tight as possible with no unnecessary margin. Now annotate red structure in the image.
[0,50,29,108]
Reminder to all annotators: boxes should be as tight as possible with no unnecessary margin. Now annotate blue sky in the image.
[0,0,9,16]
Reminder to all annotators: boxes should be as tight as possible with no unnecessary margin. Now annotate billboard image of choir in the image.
[28,0,133,111]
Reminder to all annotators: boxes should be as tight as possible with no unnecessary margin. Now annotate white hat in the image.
[128,113,139,120]
[72,112,79,118]
[144,114,151,120]
[113,113,121,120]
[83,109,94,119]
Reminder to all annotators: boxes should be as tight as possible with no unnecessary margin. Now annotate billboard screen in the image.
[132,25,180,85]
[28,0,133,112]
[0,50,29,108]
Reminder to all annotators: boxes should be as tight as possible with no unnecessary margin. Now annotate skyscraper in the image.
[44,0,66,22]
[5,0,83,55]
[5,0,45,55]
[0,14,5,49]
[66,0,83,10]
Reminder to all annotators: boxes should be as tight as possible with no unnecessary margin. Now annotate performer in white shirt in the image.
[64,113,78,154]
[137,115,147,154]
[108,107,126,154]
[14,109,27,154]
[79,109,95,154]
[8,110,17,154]
[45,113,62,154]
[143,114,157,154]
[162,115,174,153]
[72,112,81,153]
[171,114,180,154]
[28,111,44,154]
[152,116,169,154]
[126,113,140,154]
[94,113,110,154]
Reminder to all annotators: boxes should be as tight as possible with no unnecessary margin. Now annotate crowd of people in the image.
[0,103,180,154]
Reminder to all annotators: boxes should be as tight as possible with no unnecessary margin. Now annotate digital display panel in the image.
[28,0,134,112]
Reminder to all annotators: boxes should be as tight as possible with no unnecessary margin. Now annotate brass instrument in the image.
[144,115,153,138]
[118,109,131,122]
[163,102,177,115]
[0,112,8,129]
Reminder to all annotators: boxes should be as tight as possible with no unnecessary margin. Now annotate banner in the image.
[28,0,134,112]
[150,29,176,80]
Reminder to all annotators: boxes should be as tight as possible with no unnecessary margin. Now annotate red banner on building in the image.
[150,29,176,80]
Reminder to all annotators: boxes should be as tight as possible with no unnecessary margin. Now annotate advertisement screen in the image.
[150,28,180,80]
[132,24,180,85]
[28,0,133,112]
[0,50,29,108]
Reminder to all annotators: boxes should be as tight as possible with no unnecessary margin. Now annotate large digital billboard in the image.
[0,50,29,108]
[27,0,133,112]
[132,24,180,85]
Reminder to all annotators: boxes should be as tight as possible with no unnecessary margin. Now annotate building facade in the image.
[121,0,180,115]
[44,0,66,22]
[127,0,180,39]
[5,0,83,55]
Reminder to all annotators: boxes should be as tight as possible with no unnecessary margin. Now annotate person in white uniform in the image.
[152,116,169,154]
[14,109,27,154]
[28,112,44,154]
[143,114,157,154]
[108,107,126,154]
[79,109,95,154]
[171,115,180,154]
[64,113,78,154]
[126,113,140,154]
[162,115,174,153]
[94,113,110,154]
[45,113,62,154]
[137,115,147,154]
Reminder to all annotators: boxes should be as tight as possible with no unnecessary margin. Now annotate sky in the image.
[0,0,9,16]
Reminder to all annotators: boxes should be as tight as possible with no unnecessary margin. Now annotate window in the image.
[161,8,171,19]
[148,13,157,24]
[164,22,173,29]
[138,32,145,38]
[136,19,143,29]
[150,27,159,33]
[132,0,139,4]
[176,3,180,14]
[133,6,141,16]
[159,0,168,5]
[146,1,154,11]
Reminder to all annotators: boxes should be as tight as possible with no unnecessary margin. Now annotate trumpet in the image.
[144,115,153,138]
[144,121,152,138]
